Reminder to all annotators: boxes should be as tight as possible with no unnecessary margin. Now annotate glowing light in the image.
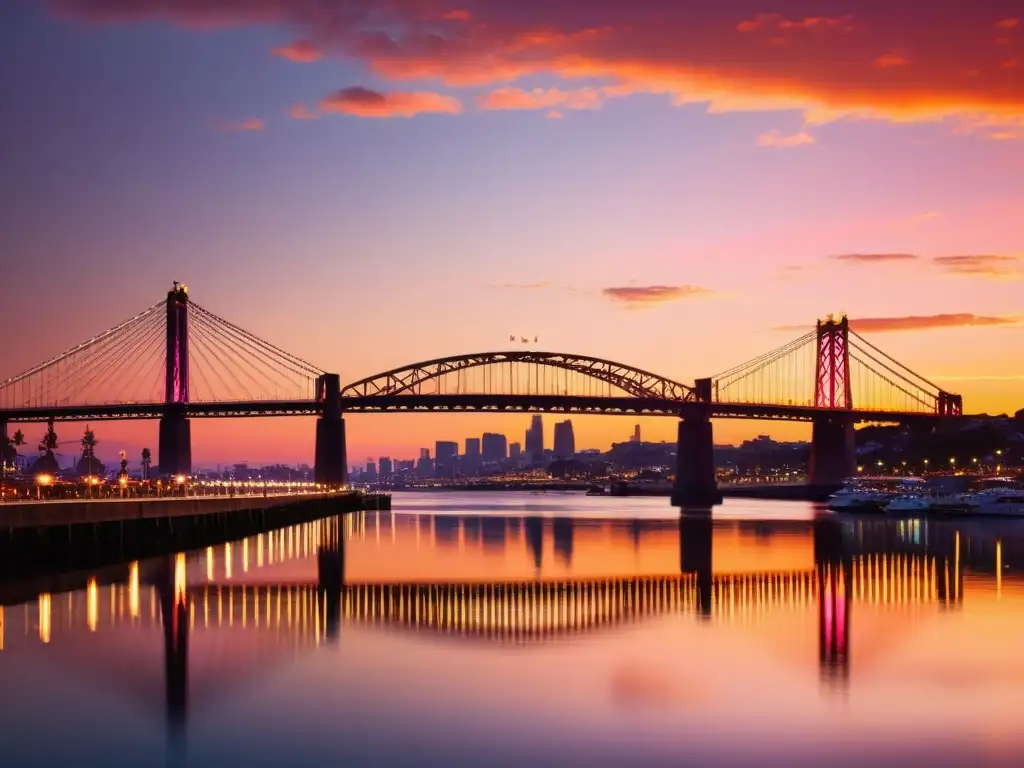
[129,562,140,618]
[36,474,53,486]
[87,578,98,631]
[175,475,186,485]
[174,553,187,603]
[38,594,51,644]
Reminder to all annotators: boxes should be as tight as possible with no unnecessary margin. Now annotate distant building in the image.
[435,441,458,477]
[416,448,433,476]
[509,442,522,460]
[482,433,508,463]
[365,460,377,480]
[464,438,481,475]
[379,457,393,476]
[631,424,641,443]
[553,420,576,458]
[525,415,544,460]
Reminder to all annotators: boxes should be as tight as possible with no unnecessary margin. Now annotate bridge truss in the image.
[341,352,696,402]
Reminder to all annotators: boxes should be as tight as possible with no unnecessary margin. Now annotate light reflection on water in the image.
[1,492,1024,767]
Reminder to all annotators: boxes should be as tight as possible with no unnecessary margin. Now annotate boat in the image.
[827,484,893,512]
[965,489,1024,517]
[885,494,932,514]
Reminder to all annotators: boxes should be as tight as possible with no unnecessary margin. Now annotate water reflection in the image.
[2,496,1024,766]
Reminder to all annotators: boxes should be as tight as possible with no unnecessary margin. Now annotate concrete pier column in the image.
[158,405,192,477]
[679,514,713,618]
[671,413,722,507]
[314,373,347,487]
[809,414,855,488]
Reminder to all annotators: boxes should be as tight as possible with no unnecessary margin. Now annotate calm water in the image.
[2,492,1023,767]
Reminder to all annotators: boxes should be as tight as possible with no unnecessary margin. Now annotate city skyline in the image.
[2,1,1023,464]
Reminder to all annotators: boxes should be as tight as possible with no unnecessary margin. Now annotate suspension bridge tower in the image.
[158,283,192,476]
[809,316,856,488]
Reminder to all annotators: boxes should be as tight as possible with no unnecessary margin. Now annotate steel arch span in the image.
[340,352,696,402]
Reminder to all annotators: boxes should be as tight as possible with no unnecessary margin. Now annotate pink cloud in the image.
[273,39,322,62]
[875,52,910,68]
[219,117,265,132]
[756,129,816,147]
[479,87,604,112]
[737,14,856,33]
[319,86,462,118]
[603,285,713,309]
[289,103,318,120]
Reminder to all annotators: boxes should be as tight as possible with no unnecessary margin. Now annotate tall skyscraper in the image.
[553,420,575,458]
[379,457,393,476]
[481,433,508,463]
[525,415,544,459]
[435,441,458,477]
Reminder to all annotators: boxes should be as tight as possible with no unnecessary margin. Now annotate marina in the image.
[827,476,1024,517]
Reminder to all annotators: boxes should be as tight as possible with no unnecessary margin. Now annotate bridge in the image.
[1,284,965,504]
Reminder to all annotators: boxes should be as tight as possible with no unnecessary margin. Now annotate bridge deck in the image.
[0,396,958,423]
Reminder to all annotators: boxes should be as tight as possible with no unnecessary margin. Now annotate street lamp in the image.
[36,473,53,499]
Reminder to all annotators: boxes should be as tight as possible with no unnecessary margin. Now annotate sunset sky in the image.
[1,0,1022,467]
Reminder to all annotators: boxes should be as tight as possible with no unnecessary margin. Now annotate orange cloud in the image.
[479,87,604,111]
[996,18,1020,29]
[932,254,1023,278]
[602,285,713,308]
[289,104,318,120]
[875,52,910,68]
[441,9,471,22]
[46,1,1024,137]
[775,314,1021,333]
[319,86,462,118]
[219,118,264,132]
[547,109,564,119]
[737,14,855,33]
[833,253,919,262]
[496,282,552,290]
[273,39,322,62]
[848,314,1019,332]
[756,129,815,147]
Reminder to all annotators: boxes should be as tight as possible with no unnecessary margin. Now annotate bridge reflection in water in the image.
[3,510,997,742]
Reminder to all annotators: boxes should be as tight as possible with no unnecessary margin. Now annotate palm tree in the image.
[2,429,24,474]
[81,427,98,456]
[141,448,152,480]
[39,420,58,456]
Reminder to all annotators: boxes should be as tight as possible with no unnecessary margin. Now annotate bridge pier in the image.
[679,514,713,618]
[671,413,722,507]
[315,373,348,486]
[158,405,192,477]
[809,414,855,488]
